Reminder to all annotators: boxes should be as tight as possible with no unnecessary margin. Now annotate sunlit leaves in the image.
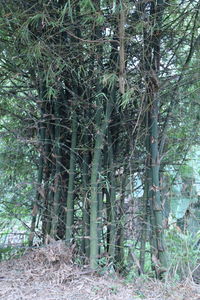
[102,73,118,90]
[80,0,96,13]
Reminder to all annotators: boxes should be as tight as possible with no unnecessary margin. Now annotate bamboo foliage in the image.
[0,0,200,276]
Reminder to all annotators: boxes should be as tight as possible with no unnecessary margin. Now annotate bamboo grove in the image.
[0,0,200,278]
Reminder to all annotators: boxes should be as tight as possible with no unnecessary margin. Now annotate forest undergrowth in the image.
[0,241,199,300]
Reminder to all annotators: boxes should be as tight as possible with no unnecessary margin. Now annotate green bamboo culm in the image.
[29,121,45,246]
[81,128,90,257]
[66,111,78,245]
[50,99,62,239]
[90,96,113,269]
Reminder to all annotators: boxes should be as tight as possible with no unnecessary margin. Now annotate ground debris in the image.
[0,241,199,300]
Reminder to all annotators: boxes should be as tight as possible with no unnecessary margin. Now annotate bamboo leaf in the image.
[102,73,117,90]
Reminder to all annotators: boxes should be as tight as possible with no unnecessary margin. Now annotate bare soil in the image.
[0,241,199,300]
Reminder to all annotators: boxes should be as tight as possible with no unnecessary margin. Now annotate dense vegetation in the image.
[0,0,199,281]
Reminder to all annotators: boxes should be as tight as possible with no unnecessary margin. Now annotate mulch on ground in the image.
[0,241,199,300]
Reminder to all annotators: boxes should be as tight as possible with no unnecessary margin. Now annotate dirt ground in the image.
[0,241,199,300]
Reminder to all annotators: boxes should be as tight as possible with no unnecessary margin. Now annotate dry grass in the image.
[0,241,199,300]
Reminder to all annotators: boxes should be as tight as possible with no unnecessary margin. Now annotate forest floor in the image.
[0,241,199,300]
